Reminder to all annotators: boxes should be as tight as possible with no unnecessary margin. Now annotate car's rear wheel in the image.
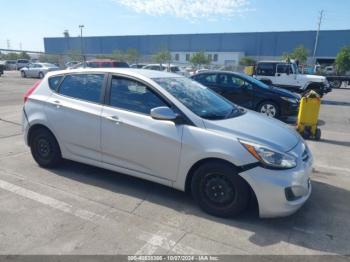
[258,101,279,118]
[329,80,342,89]
[21,71,26,78]
[191,161,250,218]
[30,128,62,168]
[38,72,44,79]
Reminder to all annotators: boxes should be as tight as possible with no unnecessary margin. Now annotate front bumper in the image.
[240,142,313,218]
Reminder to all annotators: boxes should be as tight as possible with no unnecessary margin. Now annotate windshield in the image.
[153,77,241,120]
[292,63,299,74]
[42,63,57,67]
[238,73,270,89]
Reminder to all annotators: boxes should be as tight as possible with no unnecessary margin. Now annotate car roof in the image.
[49,68,183,79]
[192,70,242,76]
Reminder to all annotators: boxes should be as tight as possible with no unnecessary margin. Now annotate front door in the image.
[101,75,183,181]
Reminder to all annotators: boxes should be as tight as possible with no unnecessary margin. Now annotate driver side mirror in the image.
[151,107,179,122]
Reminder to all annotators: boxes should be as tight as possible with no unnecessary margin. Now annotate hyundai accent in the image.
[22,68,312,218]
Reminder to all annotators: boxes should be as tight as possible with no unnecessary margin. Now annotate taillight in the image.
[24,80,42,103]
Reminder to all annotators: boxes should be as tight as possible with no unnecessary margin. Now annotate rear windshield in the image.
[17,60,29,63]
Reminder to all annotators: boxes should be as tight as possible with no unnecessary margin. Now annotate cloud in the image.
[115,0,251,20]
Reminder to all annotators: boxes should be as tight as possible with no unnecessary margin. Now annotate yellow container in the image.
[297,91,321,140]
[244,66,255,76]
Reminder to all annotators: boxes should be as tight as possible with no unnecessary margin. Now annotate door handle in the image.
[106,115,122,124]
[53,100,62,108]
[277,73,281,77]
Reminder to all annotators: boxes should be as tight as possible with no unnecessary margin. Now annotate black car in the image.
[191,71,300,118]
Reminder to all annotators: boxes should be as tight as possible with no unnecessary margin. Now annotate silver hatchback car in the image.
[22,68,312,218]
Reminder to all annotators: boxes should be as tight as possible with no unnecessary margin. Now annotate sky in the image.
[0,0,349,51]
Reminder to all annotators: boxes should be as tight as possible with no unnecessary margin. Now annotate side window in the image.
[109,76,167,115]
[58,74,104,103]
[256,63,276,76]
[199,74,217,84]
[218,74,244,88]
[48,75,63,91]
[277,64,292,74]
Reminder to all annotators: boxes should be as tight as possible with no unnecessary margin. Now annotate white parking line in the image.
[0,178,203,255]
[0,179,105,222]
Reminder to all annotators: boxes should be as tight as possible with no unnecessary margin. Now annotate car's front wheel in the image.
[21,71,26,78]
[30,128,62,168]
[258,101,279,118]
[38,72,44,79]
[191,161,250,218]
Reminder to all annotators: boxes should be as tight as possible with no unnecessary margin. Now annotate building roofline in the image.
[44,29,350,40]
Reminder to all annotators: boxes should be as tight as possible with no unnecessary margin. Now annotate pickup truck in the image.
[254,61,332,96]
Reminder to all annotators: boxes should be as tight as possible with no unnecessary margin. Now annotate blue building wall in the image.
[44,30,350,57]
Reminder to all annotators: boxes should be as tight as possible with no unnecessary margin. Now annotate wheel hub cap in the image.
[261,104,276,117]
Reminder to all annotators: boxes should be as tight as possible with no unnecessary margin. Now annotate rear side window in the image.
[58,74,104,103]
[112,62,129,68]
[256,63,276,76]
[48,76,63,91]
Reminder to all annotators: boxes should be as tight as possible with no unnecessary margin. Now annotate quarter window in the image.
[48,75,63,91]
[109,76,167,115]
[58,74,104,103]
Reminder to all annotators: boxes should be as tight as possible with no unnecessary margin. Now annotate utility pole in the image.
[79,25,85,64]
[19,42,22,51]
[6,39,11,49]
[313,10,324,66]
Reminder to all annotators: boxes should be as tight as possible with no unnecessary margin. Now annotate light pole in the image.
[79,25,85,64]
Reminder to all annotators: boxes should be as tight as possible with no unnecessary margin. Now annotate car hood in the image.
[299,74,326,82]
[269,86,300,99]
[203,110,300,152]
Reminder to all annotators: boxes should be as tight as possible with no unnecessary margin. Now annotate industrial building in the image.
[44,30,350,66]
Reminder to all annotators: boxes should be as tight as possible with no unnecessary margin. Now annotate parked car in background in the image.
[20,63,60,78]
[65,61,80,69]
[191,71,300,119]
[22,68,312,218]
[72,59,129,69]
[4,60,17,70]
[0,61,4,76]
[254,61,331,96]
[16,59,30,70]
[130,63,147,69]
[143,64,189,76]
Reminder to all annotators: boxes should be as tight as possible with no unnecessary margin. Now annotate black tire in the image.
[30,128,62,168]
[315,128,321,141]
[21,71,26,78]
[38,72,44,79]
[329,80,342,89]
[191,161,250,218]
[257,101,280,118]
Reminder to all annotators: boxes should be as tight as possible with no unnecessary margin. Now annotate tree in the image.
[190,52,210,68]
[18,51,30,60]
[283,45,309,65]
[239,56,256,66]
[335,46,350,74]
[126,48,140,64]
[153,50,172,66]
[39,54,60,64]
[67,50,82,61]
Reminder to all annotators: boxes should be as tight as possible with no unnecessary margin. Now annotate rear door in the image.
[100,75,183,181]
[46,73,106,161]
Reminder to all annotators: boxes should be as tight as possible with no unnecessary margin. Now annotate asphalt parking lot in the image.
[0,71,349,256]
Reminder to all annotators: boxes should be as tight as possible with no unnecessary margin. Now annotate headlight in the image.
[239,140,297,169]
[281,96,298,103]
